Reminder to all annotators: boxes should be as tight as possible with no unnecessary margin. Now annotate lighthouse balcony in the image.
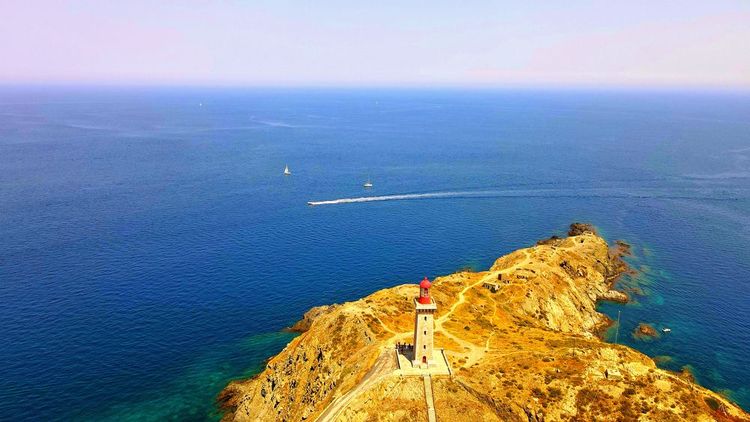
[413,297,437,310]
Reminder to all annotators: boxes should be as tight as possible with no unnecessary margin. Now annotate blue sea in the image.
[1,87,749,420]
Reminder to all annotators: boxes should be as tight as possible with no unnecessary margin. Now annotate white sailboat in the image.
[363,177,373,188]
[284,165,291,176]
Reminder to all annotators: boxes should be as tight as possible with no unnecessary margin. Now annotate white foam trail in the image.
[306,187,745,206]
[307,190,501,206]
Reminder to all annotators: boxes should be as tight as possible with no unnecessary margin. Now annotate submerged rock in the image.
[633,323,659,340]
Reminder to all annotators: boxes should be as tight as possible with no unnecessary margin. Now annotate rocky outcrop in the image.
[220,307,385,421]
[599,289,629,303]
[633,323,659,340]
[489,230,629,334]
[568,222,598,236]
[286,305,338,333]
[219,225,750,422]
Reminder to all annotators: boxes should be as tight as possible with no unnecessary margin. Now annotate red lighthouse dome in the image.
[418,277,432,304]
[419,277,432,289]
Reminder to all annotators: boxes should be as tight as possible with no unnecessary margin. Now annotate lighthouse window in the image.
[424,330,427,335]
[423,345,426,349]
[424,316,427,321]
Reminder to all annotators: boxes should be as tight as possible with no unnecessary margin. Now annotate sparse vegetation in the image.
[221,229,750,422]
[705,396,721,411]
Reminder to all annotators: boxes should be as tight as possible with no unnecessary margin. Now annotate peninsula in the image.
[219,224,749,421]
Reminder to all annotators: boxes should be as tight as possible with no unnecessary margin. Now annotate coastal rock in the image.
[633,323,659,340]
[614,239,632,256]
[600,289,629,303]
[568,222,598,236]
[287,305,338,333]
[219,228,750,422]
[681,365,698,383]
[535,235,562,246]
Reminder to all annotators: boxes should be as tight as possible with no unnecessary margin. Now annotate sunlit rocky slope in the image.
[219,224,749,422]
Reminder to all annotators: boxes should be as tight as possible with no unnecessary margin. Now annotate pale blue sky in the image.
[1,0,749,87]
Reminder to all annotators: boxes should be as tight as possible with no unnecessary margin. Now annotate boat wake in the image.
[307,191,499,206]
[306,187,745,206]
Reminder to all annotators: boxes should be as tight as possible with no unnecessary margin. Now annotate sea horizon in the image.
[2,83,750,94]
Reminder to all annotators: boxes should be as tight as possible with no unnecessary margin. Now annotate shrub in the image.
[704,396,720,411]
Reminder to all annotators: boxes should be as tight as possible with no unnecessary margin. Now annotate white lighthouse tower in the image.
[413,277,437,368]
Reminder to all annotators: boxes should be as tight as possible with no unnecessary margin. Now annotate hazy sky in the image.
[2,0,749,88]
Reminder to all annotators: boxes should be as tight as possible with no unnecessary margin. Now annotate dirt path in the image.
[437,250,530,326]
[316,349,395,422]
[436,273,490,326]
[431,250,532,369]
[317,253,534,419]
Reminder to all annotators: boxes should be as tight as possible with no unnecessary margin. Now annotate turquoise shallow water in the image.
[0,88,748,420]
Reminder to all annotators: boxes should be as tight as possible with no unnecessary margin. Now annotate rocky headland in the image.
[218,224,749,422]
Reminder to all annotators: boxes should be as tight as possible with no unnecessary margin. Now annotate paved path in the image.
[423,375,437,422]
[316,349,395,422]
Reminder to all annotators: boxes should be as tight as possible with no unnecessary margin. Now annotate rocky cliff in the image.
[218,224,749,422]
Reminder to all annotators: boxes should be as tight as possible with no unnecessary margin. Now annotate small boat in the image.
[363,177,373,188]
[662,328,671,333]
[284,165,291,176]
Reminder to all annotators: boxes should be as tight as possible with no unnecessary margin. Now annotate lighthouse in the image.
[413,276,437,368]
